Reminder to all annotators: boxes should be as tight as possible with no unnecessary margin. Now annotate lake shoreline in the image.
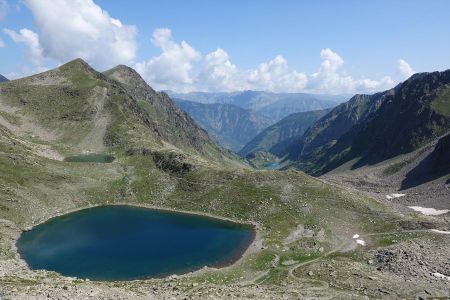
[16,202,262,282]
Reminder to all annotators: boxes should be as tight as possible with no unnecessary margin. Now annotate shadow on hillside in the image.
[401,155,437,189]
[401,133,450,189]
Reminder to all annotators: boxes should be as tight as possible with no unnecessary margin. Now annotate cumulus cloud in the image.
[307,48,394,93]
[247,55,308,92]
[196,48,241,91]
[8,0,137,69]
[136,33,394,94]
[135,28,201,92]
[398,59,414,79]
[195,48,307,92]
[3,28,44,66]
[6,0,397,95]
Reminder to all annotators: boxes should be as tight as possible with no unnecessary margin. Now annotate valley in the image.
[0,60,449,299]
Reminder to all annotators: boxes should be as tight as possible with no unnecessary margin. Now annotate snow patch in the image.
[352,234,360,239]
[386,193,406,199]
[356,239,366,246]
[408,206,449,216]
[432,272,450,281]
[431,229,450,235]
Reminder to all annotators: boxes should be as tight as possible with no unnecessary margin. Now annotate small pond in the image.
[17,205,255,281]
[64,154,115,163]
[264,162,280,169]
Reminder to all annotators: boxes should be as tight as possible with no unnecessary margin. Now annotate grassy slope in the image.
[0,60,446,298]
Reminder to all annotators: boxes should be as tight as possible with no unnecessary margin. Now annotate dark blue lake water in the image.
[17,205,255,281]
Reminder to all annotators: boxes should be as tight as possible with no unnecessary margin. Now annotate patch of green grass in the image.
[432,85,450,116]
[382,160,408,176]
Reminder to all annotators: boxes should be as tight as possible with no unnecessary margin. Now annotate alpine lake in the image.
[17,205,255,281]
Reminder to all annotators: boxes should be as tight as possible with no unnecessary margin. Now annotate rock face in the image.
[282,70,450,175]
[239,108,330,158]
[0,74,8,83]
[174,99,273,152]
[168,90,342,121]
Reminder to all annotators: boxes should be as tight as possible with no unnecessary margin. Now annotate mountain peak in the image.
[57,58,102,80]
[60,58,91,69]
[103,64,150,89]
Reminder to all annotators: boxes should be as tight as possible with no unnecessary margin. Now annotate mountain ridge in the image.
[0,58,232,165]
[283,70,450,175]
[169,90,344,121]
[174,98,273,151]
[240,108,330,158]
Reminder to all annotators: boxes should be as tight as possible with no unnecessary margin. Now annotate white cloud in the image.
[3,28,44,66]
[136,32,395,94]
[6,0,398,96]
[10,0,137,69]
[196,48,243,91]
[0,0,8,22]
[135,28,201,92]
[398,59,414,79]
[307,48,394,93]
[247,55,308,92]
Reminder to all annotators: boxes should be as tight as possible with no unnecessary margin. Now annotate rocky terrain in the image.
[0,75,8,83]
[322,132,450,213]
[0,60,449,299]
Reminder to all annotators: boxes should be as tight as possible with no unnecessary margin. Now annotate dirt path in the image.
[287,228,449,280]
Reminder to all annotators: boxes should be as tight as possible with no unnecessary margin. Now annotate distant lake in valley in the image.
[17,205,255,281]
[264,162,280,169]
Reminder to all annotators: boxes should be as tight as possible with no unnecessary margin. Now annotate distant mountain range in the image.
[281,70,450,175]
[168,90,347,121]
[174,99,273,151]
[239,108,330,158]
[169,90,345,152]
[0,74,9,83]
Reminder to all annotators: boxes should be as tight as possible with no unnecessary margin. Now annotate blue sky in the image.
[0,0,449,94]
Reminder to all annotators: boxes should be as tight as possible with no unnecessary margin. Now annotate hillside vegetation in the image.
[0,61,448,299]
